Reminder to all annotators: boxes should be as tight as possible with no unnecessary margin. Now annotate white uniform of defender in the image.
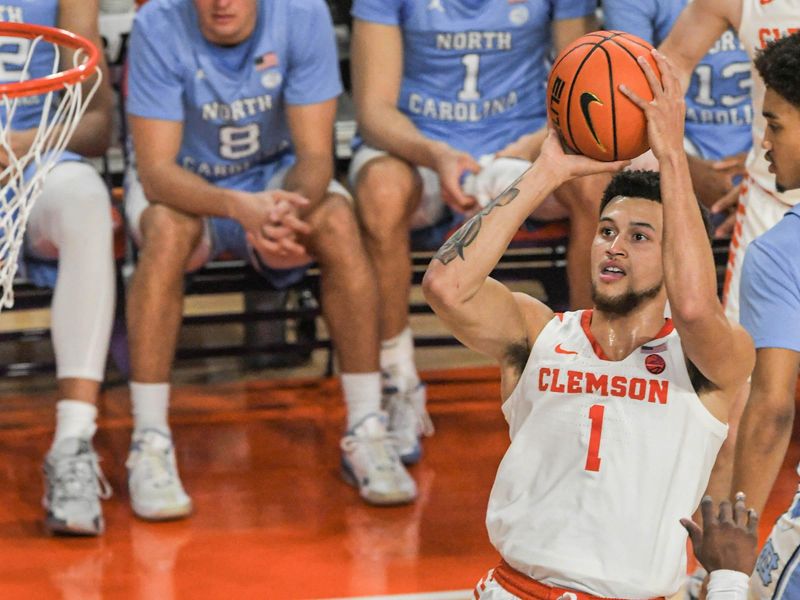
[480,310,727,598]
[723,0,800,321]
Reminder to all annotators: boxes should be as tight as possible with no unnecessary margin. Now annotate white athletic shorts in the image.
[348,143,448,230]
[348,144,566,231]
[126,165,350,282]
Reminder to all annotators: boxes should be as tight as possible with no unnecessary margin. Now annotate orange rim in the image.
[0,22,99,98]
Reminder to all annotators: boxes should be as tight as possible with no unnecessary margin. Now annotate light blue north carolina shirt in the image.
[127,0,342,192]
[603,0,753,160]
[352,0,595,157]
[0,0,80,161]
[740,205,800,351]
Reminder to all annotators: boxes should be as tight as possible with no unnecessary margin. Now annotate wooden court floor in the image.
[0,366,797,599]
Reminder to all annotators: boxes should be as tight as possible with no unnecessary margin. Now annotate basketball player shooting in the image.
[423,49,754,598]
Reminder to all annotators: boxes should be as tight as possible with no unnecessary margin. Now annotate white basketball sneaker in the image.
[340,412,417,506]
[43,437,112,535]
[127,429,192,521]
[382,372,434,465]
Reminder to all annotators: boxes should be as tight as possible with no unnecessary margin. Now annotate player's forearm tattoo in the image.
[433,185,520,264]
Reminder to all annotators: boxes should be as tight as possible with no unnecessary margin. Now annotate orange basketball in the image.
[546,31,662,162]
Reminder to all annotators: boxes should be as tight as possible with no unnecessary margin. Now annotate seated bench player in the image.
[0,0,118,536]
[123,0,417,517]
[349,0,603,470]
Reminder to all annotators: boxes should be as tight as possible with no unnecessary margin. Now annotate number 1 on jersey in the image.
[458,54,480,101]
[585,404,604,472]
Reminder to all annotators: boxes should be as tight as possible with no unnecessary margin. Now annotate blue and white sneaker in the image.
[127,429,192,521]
[43,437,112,536]
[382,376,434,465]
[341,413,417,506]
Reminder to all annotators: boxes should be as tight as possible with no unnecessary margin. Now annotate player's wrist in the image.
[707,570,749,599]
[223,189,251,222]
[656,148,688,171]
[428,140,455,169]
[528,156,568,191]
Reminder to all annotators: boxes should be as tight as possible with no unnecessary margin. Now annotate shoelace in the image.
[340,430,403,474]
[383,386,435,438]
[52,452,112,502]
[128,440,177,490]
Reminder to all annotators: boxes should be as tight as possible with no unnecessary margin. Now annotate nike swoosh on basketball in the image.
[555,344,578,355]
[579,92,606,151]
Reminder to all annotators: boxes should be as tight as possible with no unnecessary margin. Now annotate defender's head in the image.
[194,0,257,46]
[755,32,800,193]
[592,170,711,316]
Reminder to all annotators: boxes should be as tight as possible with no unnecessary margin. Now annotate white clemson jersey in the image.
[738,0,800,206]
[486,310,727,599]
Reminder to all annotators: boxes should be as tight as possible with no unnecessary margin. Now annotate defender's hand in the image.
[711,184,742,239]
[688,154,745,207]
[680,494,759,575]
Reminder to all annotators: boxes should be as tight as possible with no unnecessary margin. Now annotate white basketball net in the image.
[0,34,101,310]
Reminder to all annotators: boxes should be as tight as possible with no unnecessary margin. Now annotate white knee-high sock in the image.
[26,162,115,382]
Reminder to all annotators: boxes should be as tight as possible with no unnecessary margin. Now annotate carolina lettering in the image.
[537,368,669,405]
[685,104,752,126]
[408,90,518,122]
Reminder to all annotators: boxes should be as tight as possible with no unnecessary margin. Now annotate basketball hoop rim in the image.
[0,22,99,98]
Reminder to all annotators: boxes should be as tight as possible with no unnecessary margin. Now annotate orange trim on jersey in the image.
[581,310,610,360]
[581,310,674,361]
[491,561,665,600]
[555,312,564,322]
[748,173,796,208]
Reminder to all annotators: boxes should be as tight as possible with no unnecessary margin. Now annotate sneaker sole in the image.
[399,442,422,466]
[45,515,103,537]
[131,501,193,522]
[340,461,416,507]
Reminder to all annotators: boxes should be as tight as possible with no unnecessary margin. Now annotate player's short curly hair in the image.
[600,170,713,240]
[754,32,800,109]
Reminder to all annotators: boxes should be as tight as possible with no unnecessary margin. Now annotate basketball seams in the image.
[609,38,656,82]
[565,46,603,156]
[549,42,602,82]
[550,31,655,161]
[606,31,654,53]
[563,35,618,156]
[602,46,619,162]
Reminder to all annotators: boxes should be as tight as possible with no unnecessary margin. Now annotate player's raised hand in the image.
[432,145,480,213]
[536,125,630,185]
[680,493,759,575]
[619,49,684,162]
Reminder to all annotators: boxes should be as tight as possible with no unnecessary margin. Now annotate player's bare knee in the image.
[308,194,362,259]
[139,204,203,259]
[356,158,418,235]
